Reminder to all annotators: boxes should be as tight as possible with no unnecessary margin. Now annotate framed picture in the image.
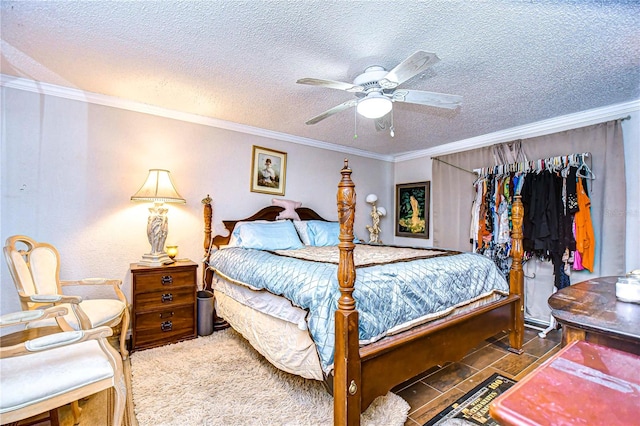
[250,145,287,196]
[395,181,430,238]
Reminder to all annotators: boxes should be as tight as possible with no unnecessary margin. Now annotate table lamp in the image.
[131,169,186,266]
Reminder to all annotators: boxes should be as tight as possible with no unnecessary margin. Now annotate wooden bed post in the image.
[508,195,524,353]
[335,160,361,426]
[202,195,213,290]
[203,194,213,259]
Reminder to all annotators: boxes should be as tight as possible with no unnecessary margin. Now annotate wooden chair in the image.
[3,235,130,360]
[0,307,126,426]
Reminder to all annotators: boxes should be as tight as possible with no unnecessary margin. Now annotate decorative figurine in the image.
[365,194,386,244]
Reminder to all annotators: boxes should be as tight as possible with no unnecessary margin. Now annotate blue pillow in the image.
[237,221,304,250]
[227,220,272,247]
[307,221,339,246]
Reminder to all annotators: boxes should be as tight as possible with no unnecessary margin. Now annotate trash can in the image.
[197,290,214,336]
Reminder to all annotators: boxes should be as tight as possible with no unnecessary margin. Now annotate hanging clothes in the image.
[471,172,519,276]
[471,153,595,288]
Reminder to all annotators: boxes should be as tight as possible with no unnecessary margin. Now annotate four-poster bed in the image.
[202,160,524,426]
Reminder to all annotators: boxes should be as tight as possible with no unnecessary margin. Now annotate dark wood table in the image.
[548,276,640,355]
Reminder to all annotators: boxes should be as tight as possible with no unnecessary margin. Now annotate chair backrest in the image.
[3,236,62,309]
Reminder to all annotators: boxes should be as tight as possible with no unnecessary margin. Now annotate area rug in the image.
[130,328,409,425]
[424,373,516,426]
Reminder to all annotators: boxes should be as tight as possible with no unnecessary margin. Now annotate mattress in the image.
[208,245,509,374]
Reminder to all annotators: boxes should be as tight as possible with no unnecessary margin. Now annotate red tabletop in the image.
[490,340,640,425]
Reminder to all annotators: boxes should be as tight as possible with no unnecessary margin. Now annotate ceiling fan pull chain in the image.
[390,109,395,137]
[353,106,358,139]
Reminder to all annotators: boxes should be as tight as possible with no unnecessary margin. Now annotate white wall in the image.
[621,110,640,271]
[0,87,392,315]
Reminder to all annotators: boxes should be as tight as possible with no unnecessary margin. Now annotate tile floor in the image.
[395,326,562,425]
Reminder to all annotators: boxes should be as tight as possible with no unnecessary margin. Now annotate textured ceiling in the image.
[1,1,639,156]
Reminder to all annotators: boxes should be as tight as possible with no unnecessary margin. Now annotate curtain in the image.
[433,120,626,277]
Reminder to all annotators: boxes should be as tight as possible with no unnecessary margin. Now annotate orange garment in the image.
[477,180,492,248]
[575,179,595,272]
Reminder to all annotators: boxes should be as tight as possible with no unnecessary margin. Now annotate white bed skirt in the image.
[215,291,325,380]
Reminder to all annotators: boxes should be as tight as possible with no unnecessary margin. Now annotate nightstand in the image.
[130,260,197,351]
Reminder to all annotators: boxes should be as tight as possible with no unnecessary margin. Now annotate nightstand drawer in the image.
[135,287,196,311]
[134,305,195,348]
[134,269,195,293]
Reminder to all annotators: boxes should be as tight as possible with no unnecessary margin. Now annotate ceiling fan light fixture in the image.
[356,94,392,119]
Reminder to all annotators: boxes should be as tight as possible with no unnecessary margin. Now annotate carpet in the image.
[424,373,516,426]
[130,328,409,425]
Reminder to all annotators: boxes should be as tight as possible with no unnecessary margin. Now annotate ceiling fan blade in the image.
[379,51,440,89]
[305,100,357,125]
[392,89,462,110]
[296,78,363,93]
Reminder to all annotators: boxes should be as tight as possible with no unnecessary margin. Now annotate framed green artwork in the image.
[395,181,430,238]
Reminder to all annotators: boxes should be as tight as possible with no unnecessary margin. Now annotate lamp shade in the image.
[365,194,378,204]
[357,94,392,119]
[131,169,186,203]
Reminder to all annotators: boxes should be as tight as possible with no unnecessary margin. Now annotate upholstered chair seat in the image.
[0,307,126,425]
[1,335,116,413]
[27,299,126,330]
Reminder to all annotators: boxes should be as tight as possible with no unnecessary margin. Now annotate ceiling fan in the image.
[297,51,462,127]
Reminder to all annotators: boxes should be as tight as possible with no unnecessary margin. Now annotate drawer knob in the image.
[160,320,173,332]
[161,293,174,303]
[161,275,173,285]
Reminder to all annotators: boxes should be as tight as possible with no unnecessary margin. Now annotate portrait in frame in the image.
[395,181,430,238]
[250,145,287,196]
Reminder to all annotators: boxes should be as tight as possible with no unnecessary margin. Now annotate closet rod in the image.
[432,157,476,176]
[473,152,592,176]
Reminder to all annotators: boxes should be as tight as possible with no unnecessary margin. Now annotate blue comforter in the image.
[208,247,509,372]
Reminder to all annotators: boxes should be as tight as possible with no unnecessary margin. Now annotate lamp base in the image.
[138,252,175,267]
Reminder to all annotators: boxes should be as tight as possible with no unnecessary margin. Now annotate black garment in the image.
[484,175,494,235]
[522,167,581,290]
[521,173,535,252]
[522,171,560,254]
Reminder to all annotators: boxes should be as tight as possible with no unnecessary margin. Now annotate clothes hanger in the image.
[576,157,596,179]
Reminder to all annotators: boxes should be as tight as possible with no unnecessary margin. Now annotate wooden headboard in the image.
[203,201,329,253]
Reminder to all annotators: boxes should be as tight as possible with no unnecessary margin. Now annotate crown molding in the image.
[3,74,635,164]
[393,99,640,162]
[0,74,393,162]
